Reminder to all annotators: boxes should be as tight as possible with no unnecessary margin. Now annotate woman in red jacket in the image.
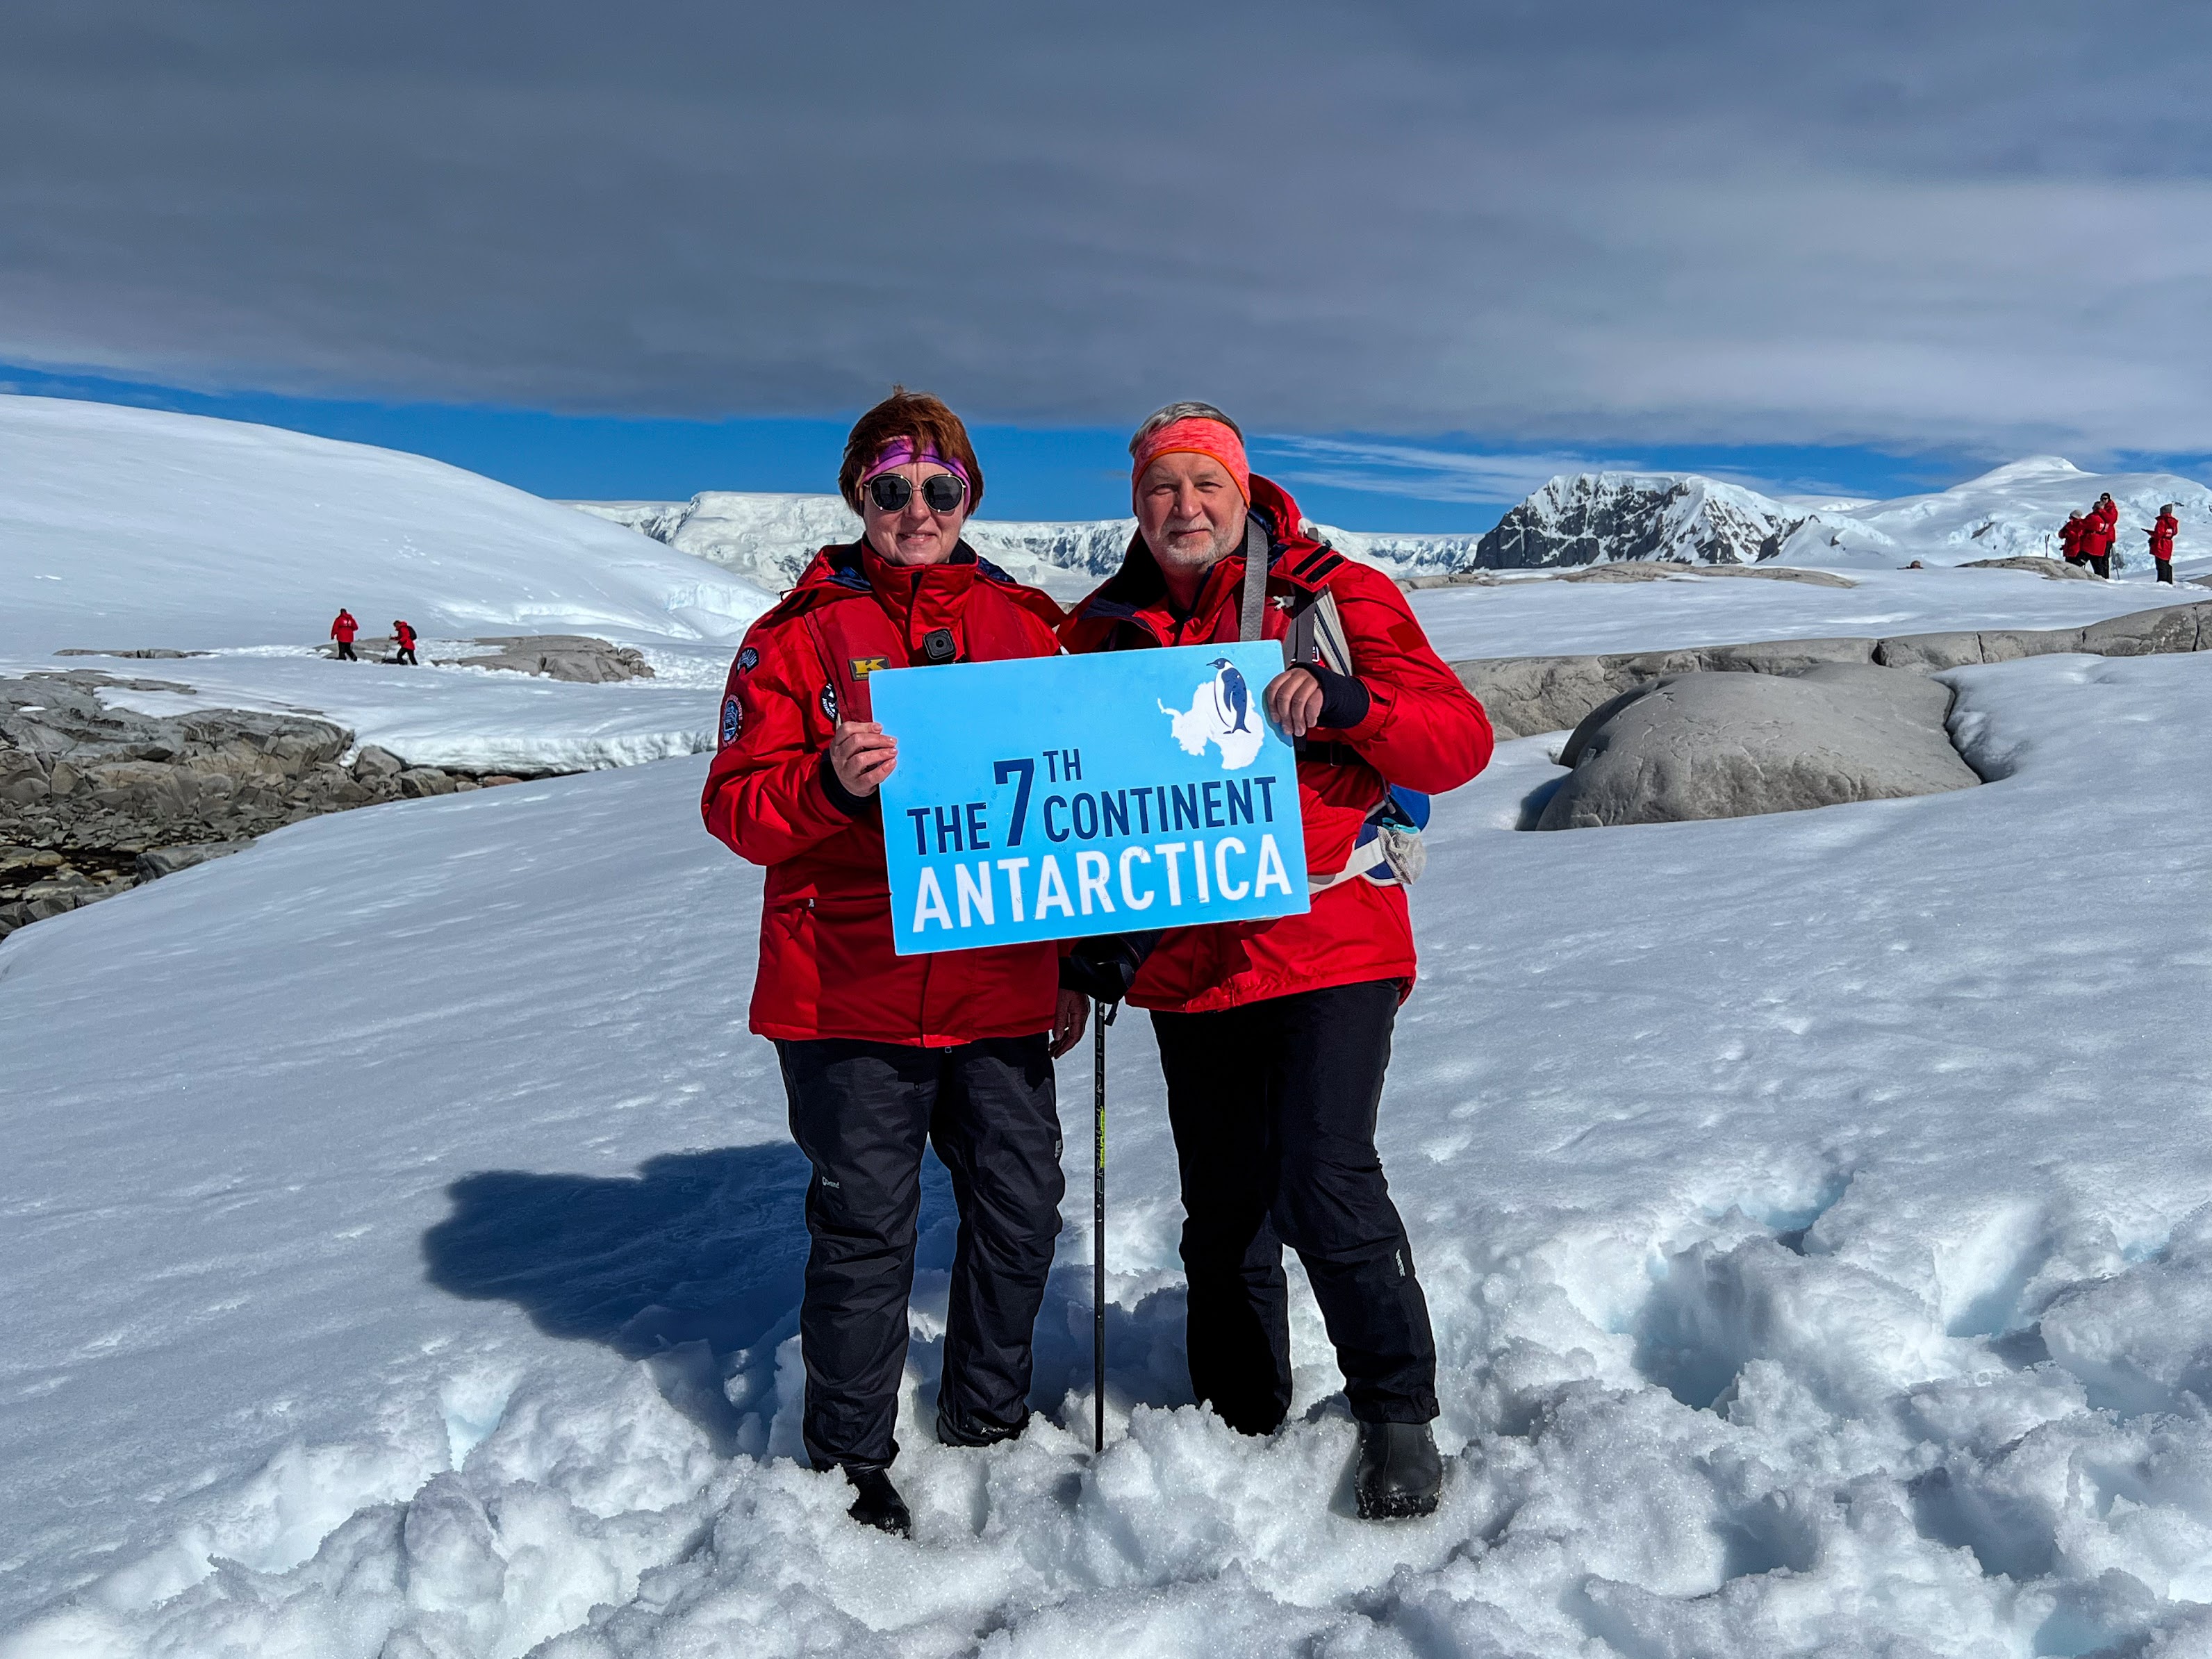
[701,390,1083,1539]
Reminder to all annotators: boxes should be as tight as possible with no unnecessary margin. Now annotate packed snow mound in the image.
[1476,472,1806,568]
[0,397,775,658]
[570,493,1482,595]
[14,652,2212,1653]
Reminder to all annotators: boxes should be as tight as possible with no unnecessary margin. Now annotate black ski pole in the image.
[1093,996,1115,1453]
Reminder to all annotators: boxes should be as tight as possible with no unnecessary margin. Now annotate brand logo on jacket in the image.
[849,655,890,679]
[820,683,839,723]
[737,646,760,672]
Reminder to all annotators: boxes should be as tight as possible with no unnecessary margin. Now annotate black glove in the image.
[1058,932,1160,1003]
[1303,663,1371,729]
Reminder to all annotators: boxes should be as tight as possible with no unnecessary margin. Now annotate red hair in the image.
[839,387,984,514]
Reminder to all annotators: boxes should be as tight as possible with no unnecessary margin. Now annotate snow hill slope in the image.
[12,642,2212,1654]
[0,396,772,659]
[0,397,777,772]
[1476,457,2212,573]
[1780,455,2212,570]
[572,493,1479,595]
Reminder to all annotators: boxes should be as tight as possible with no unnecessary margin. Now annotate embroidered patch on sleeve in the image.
[737,646,760,672]
[820,683,839,723]
[719,695,743,748]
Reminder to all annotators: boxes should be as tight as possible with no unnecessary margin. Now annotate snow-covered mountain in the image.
[570,493,1481,594]
[1474,472,1810,568]
[1472,457,2212,573]
[1778,455,2212,569]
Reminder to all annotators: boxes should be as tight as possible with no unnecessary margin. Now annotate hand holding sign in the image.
[829,720,898,796]
[871,642,1310,956]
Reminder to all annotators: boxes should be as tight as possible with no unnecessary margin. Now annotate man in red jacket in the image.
[2149,504,2179,583]
[1060,402,1494,1521]
[2088,493,2120,579]
[391,620,419,665]
[330,608,358,661]
[701,390,1084,1539]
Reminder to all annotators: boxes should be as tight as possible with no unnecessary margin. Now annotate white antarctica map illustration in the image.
[1159,656,1266,770]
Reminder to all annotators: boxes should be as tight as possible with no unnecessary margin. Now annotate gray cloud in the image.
[5,1,2212,455]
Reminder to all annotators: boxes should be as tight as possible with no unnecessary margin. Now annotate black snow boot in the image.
[1353,1421,1442,1520]
[843,1466,912,1538]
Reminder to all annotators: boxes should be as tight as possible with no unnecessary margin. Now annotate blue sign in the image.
[870,641,1310,955]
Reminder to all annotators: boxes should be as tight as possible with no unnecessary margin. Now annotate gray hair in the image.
[1128,400,1243,456]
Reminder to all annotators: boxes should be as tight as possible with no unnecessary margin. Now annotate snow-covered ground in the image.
[0,397,773,770]
[10,630,2212,1655]
[1412,563,2212,662]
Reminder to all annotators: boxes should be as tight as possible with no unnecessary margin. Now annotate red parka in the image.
[2059,518,2086,559]
[331,611,358,643]
[394,620,418,650]
[1060,474,1494,1015]
[2088,500,2120,556]
[2151,511,2178,562]
[702,542,1067,1046]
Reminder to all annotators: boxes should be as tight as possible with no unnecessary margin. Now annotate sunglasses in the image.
[867,471,967,513]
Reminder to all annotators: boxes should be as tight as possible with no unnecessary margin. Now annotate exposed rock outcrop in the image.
[451,636,655,683]
[1474,473,1808,569]
[1460,600,2212,738]
[1958,556,2097,580]
[1534,664,1980,831]
[0,672,528,939]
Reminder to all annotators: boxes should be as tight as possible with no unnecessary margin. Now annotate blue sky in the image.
[0,363,2087,533]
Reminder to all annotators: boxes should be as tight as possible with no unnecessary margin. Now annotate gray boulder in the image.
[352,745,406,781]
[1535,663,1981,831]
[135,842,251,879]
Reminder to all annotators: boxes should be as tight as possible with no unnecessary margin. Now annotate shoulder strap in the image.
[1283,581,1354,675]
[1239,516,1269,643]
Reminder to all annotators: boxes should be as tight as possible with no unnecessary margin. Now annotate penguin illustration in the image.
[1207,657,1252,734]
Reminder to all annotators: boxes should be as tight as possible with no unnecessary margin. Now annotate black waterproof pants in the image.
[2091,555,2112,578]
[775,1034,1064,1471]
[335,641,357,661]
[2158,561,2176,584]
[1152,979,1437,1434]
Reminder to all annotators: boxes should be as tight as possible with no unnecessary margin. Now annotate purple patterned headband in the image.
[860,440,970,487]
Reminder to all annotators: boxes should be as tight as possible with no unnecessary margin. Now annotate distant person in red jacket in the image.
[392,620,419,664]
[330,609,358,661]
[2088,493,2120,578]
[1059,402,1494,1523]
[700,389,1084,1541]
[2149,505,2179,584]
[2060,512,2088,568]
